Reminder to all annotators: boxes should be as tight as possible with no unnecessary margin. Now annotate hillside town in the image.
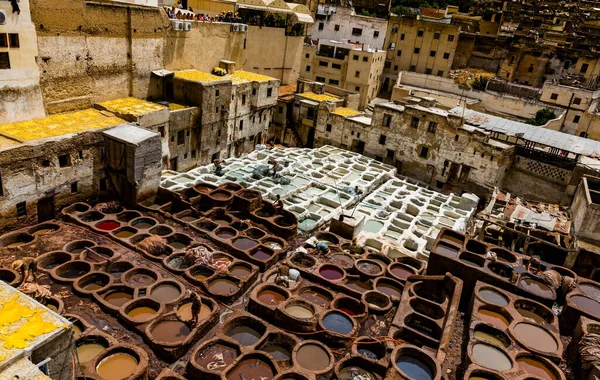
[3,0,600,379]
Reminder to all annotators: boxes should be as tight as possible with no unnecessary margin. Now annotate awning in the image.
[237,3,269,11]
[265,0,294,13]
[292,11,313,23]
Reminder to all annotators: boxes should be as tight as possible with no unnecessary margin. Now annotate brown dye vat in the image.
[299,288,331,307]
[251,248,273,261]
[580,284,600,300]
[37,251,72,270]
[151,284,181,303]
[65,240,95,254]
[229,265,251,278]
[177,302,211,322]
[84,283,104,291]
[195,343,238,369]
[478,289,509,307]
[339,366,375,380]
[296,343,331,371]
[233,238,259,250]
[96,353,139,380]
[257,290,286,306]
[127,306,158,321]
[477,309,510,329]
[434,242,459,258]
[151,320,191,343]
[291,254,316,268]
[329,254,354,269]
[106,262,133,280]
[262,344,291,361]
[440,230,465,246]
[472,343,512,371]
[170,241,187,250]
[211,191,231,201]
[127,273,157,287]
[114,229,136,238]
[390,265,416,280]
[516,307,547,324]
[180,216,198,222]
[77,343,106,363]
[345,280,371,293]
[208,278,239,296]
[227,326,263,346]
[517,357,557,380]
[571,295,600,318]
[357,260,383,275]
[513,323,557,353]
[519,278,554,299]
[226,358,274,380]
[376,282,403,298]
[104,291,133,307]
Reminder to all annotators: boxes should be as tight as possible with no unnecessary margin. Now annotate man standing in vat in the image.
[273,194,284,214]
[178,290,203,325]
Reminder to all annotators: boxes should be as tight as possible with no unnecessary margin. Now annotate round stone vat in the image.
[190,338,241,377]
[298,285,334,308]
[318,264,346,281]
[353,336,388,361]
[356,259,385,277]
[477,287,510,307]
[511,322,559,354]
[64,202,91,214]
[37,251,73,272]
[66,314,87,339]
[514,299,555,325]
[94,345,146,380]
[79,211,104,223]
[52,261,92,282]
[224,352,277,380]
[518,275,556,300]
[329,253,355,270]
[256,332,296,364]
[28,223,60,236]
[516,354,561,380]
[214,226,237,240]
[395,256,425,274]
[74,272,113,295]
[130,217,157,230]
[336,355,384,380]
[121,298,163,325]
[106,261,134,280]
[331,296,367,318]
[76,334,110,364]
[164,252,193,273]
[80,246,115,265]
[185,265,215,285]
[290,254,316,269]
[95,220,121,231]
[392,344,441,380]
[225,316,267,347]
[149,225,174,237]
[473,323,512,349]
[255,284,290,307]
[469,342,513,372]
[0,232,35,248]
[246,227,266,240]
[116,211,142,222]
[282,300,316,321]
[64,240,96,254]
[42,296,64,314]
[112,226,138,239]
[98,285,135,310]
[388,262,418,282]
[228,262,253,279]
[489,247,517,264]
[206,276,241,299]
[0,268,20,287]
[149,280,185,304]
[319,310,357,336]
[123,268,159,288]
[293,340,334,376]
[147,315,193,345]
[362,291,392,314]
[477,307,512,329]
[166,233,193,251]
[374,277,404,301]
[316,232,340,245]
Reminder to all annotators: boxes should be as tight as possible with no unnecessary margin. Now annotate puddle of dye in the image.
[520,278,554,299]
[151,320,191,342]
[472,343,512,371]
[83,283,104,291]
[33,229,54,235]
[60,269,87,279]
[322,312,353,335]
[252,249,272,261]
[227,326,262,346]
[285,304,313,319]
[196,344,237,369]
[128,273,155,286]
[217,231,235,239]
[377,283,402,298]
[571,295,600,318]
[474,330,508,348]
[194,273,208,281]
[226,358,274,380]
[208,279,239,296]
[114,230,135,238]
[478,289,509,306]
[513,323,557,353]
[262,344,291,361]
[77,343,106,363]
[96,353,138,380]
[395,356,433,380]
[299,290,330,307]
[517,357,556,380]
[516,307,547,324]
[127,306,157,321]
[580,284,600,300]
[229,265,251,278]
[233,238,259,250]
[7,241,26,248]
[296,344,330,371]
[151,284,181,303]
[477,309,510,329]
[104,291,132,307]
[178,302,211,321]
[97,221,120,231]
[319,266,344,280]
[390,266,414,280]
[339,366,375,380]
[257,290,286,306]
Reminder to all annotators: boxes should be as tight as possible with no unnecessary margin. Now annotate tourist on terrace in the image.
[177,2,183,9]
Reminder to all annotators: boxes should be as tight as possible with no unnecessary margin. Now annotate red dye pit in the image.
[96,221,120,231]
[319,265,344,280]
[337,308,356,316]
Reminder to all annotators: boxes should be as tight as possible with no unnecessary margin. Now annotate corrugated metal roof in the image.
[450,107,600,156]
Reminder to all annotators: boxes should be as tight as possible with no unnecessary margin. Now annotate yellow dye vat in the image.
[332,107,360,117]
[299,92,341,102]
[97,98,166,117]
[174,70,223,83]
[227,70,272,83]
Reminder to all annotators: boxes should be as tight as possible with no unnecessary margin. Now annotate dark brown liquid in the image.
[195,343,237,370]
[257,290,286,306]
[151,320,191,342]
[296,344,330,371]
[517,358,557,380]
[571,295,600,318]
[226,358,274,380]
[391,266,414,279]
[230,265,251,278]
[299,289,330,307]
[127,306,157,321]
[128,273,155,286]
[520,278,553,299]
[477,309,510,329]
[233,238,258,250]
[115,230,135,238]
[435,243,459,258]
[262,344,291,361]
[478,289,509,306]
[513,323,557,352]
[208,279,239,296]
[252,249,272,261]
[151,284,181,303]
[104,291,132,306]
[377,283,402,298]
[227,326,262,346]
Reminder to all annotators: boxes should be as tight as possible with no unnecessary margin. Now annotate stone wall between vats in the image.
[572,177,600,245]
[29,328,74,380]
[0,133,105,233]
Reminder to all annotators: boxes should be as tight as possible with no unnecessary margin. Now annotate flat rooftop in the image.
[96,97,167,117]
[173,70,276,85]
[298,91,341,102]
[0,109,124,142]
[331,107,361,117]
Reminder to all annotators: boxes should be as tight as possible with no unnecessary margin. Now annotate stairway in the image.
[286,124,304,147]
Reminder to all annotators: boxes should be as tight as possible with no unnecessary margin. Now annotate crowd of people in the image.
[164,3,243,23]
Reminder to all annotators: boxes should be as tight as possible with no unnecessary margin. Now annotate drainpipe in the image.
[559,92,574,132]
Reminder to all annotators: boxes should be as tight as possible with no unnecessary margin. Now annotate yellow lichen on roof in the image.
[332,107,360,117]
[174,70,223,83]
[299,92,341,102]
[0,292,66,363]
[167,102,187,111]
[0,109,124,142]
[227,70,273,84]
[97,98,166,117]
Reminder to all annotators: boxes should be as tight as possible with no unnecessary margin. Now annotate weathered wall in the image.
[0,0,45,123]
[31,0,166,114]
[243,26,304,85]
[571,177,600,243]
